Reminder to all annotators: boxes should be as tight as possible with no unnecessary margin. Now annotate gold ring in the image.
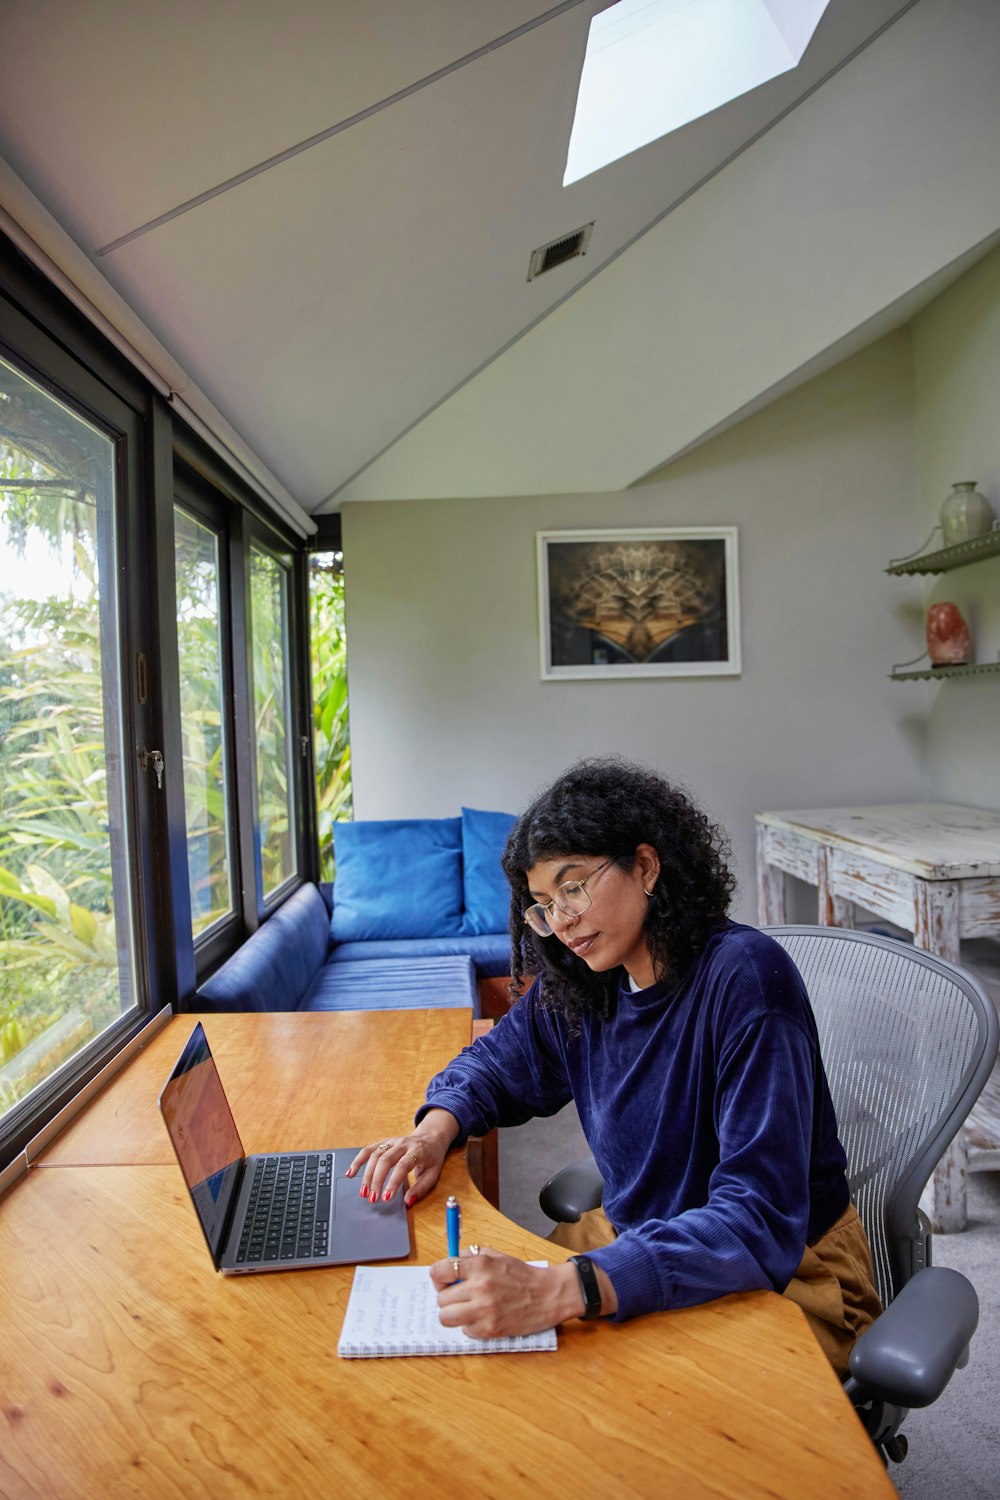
[469,1244,481,1255]
[377,1143,391,1153]
[404,1149,419,1163]
[451,1259,461,1280]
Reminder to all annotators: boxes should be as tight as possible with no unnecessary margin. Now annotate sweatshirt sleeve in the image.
[589,1006,818,1321]
[416,984,573,1142]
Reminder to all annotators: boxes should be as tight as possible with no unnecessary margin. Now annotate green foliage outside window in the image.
[0,484,124,1107]
[0,399,353,1106]
[250,546,297,894]
[309,554,352,881]
[174,509,233,933]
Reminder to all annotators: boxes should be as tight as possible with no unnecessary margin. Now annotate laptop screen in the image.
[159,1022,245,1267]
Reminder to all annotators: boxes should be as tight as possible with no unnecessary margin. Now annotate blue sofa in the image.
[195,808,516,1016]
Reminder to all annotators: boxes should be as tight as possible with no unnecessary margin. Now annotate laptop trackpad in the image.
[330,1175,411,1263]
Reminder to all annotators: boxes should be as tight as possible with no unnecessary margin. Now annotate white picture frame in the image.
[537,527,741,680]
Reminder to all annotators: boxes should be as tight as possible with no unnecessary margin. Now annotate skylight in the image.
[564,0,833,185]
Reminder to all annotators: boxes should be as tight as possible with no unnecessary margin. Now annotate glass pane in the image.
[0,353,136,1119]
[174,507,233,935]
[249,545,296,896]
[309,552,352,882]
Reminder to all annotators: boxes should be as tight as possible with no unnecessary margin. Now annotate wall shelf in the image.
[887,522,999,681]
[886,529,1000,575]
[890,661,1000,683]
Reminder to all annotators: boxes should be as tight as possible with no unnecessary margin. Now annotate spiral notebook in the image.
[337,1264,558,1358]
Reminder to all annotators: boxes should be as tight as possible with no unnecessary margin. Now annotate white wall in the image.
[342,329,926,922]
[911,245,1000,810]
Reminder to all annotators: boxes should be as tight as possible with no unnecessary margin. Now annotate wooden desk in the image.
[1,1012,894,1499]
[755,802,1000,1231]
[35,1009,474,1167]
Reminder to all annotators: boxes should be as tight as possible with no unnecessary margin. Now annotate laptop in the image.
[158,1022,410,1275]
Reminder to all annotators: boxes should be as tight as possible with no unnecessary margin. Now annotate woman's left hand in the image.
[430,1247,588,1339]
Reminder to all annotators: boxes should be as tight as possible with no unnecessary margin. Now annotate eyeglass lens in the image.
[525,869,603,935]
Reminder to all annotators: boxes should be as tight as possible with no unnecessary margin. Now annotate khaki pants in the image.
[550,1201,881,1379]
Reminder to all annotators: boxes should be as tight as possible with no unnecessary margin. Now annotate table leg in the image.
[756,826,786,924]
[914,880,966,1231]
[914,881,960,965]
[925,1130,969,1236]
[817,845,854,928]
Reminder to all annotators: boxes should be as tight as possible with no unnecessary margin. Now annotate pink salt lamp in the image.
[926,602,971,666]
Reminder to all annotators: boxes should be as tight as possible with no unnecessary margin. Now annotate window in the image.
[0,234,316,1166]
[174,505,234,937]
[564,0,833,184]
[0,351,138,1121]
[308,550,352,881]
[170,467,314,976]
[249,542,298,899]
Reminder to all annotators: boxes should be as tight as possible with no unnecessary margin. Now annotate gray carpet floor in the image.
[498,1110,1000,1495]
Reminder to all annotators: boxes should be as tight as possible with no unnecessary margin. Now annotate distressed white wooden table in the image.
[755,803,1000,1232]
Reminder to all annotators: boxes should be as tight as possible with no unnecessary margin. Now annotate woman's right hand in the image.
[346,1108,459,1207]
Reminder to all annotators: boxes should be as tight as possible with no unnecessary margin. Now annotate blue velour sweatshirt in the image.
[418,922,850,1322]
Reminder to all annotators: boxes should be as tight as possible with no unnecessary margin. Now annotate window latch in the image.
[140,748,165,790]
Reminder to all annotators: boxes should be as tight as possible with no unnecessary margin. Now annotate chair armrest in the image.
[847,1266,979,1409]
[539,1156,604,1223]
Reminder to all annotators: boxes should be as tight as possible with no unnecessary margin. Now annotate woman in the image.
[349,758,880,1374]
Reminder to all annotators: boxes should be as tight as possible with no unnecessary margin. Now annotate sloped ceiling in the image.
[0,0,994,514]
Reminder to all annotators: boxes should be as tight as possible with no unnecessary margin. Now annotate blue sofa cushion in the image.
[459,806,517,936]
[330,817,464,941]
[301,956,479,1014]
[197,884,330,1013]
[328,932,511,979]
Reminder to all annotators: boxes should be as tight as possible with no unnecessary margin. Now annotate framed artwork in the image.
[537,528,741,680]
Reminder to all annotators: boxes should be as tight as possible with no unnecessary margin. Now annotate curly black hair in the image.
[501,757,736,1025]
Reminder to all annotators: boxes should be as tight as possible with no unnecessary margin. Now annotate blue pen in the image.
[446,1193,461,1269]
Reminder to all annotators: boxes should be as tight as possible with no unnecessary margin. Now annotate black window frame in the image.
[0,231,319,1166]
[169,464,244,979]
[0,242,174,1168]
[242,516,315,920]
[163,432,317,996]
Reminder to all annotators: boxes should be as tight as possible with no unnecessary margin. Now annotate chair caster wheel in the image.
[883,1434,908,1464]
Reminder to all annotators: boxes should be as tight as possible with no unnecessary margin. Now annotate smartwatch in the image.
[569,1254,602,1320]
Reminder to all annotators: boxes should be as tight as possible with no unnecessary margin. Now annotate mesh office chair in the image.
[539,926,999,1467]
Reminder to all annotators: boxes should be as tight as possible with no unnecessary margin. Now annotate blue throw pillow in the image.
[460,807,517,936]
[331,818,464,941]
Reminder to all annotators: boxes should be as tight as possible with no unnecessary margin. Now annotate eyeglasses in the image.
[523,860,614,937]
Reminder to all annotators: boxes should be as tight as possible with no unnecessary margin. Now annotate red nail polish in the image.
[382,1189,391,1202]
[360,1185,367,1198]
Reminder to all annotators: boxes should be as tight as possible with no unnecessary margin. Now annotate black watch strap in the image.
[569,1254,602,1320]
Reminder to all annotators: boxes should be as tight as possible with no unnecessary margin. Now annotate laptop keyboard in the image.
[235,1152,333,1264]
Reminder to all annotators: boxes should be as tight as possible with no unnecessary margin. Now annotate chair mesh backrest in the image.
[767,928,997,1307]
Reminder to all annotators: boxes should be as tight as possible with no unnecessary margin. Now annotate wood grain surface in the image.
[0,1160,895,1499]
[36,1009,474,1167]
[3,1011,896,1498]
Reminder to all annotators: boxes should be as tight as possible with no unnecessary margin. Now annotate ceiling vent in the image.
[527,222,594,281]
